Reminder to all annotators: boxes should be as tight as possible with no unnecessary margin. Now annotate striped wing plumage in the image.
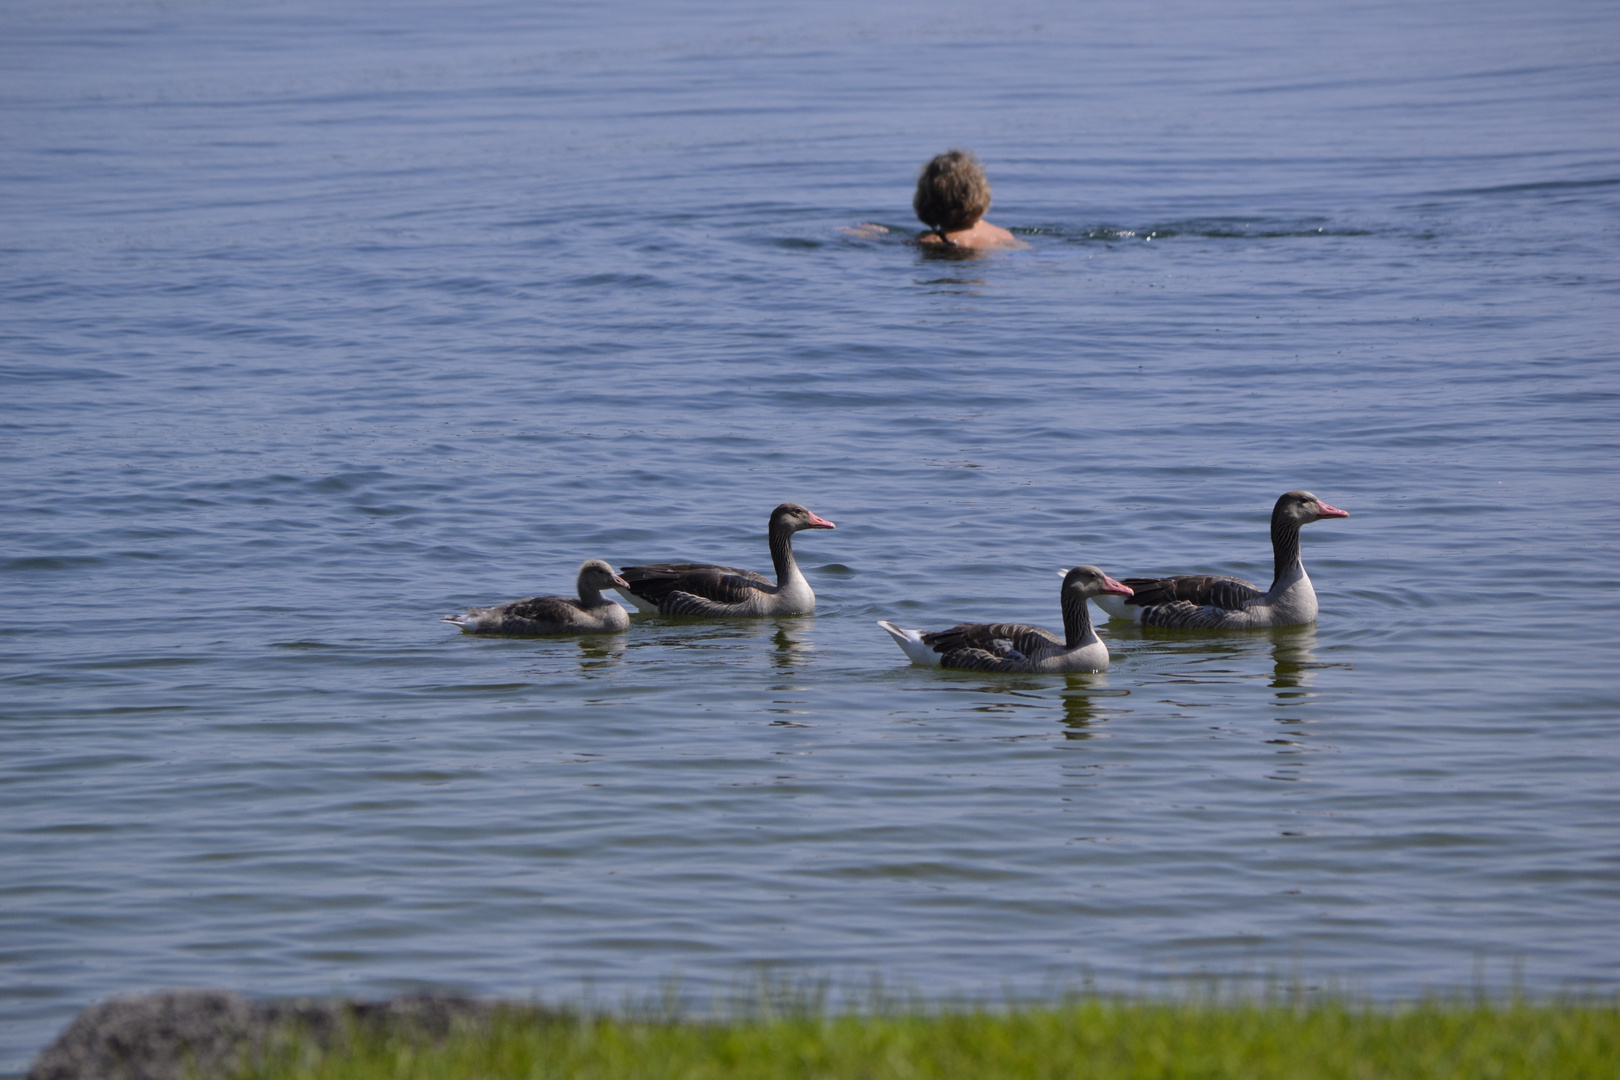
[620,562,775,614]
[922,621,1062,672]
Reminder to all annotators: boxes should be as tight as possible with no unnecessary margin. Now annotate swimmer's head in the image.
[913,149,992,233]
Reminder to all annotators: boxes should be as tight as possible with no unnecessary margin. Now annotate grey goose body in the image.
[615,503,835,617]
[879,565,1134,674]
[443,559,631,636]
[1094,491,1349,629]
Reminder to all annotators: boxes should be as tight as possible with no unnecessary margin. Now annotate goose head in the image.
[1274,490,1349,527]
[771,502,837,533]
[1061,565,1134,600]
[577,558,630,594]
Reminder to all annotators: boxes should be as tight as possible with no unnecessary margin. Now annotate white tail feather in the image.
[877,620,943,668]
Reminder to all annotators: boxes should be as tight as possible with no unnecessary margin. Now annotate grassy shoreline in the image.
[242,998,1620,1079]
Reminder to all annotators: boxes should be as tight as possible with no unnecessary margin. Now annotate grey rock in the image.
[29,989,520,1080]
[28,990,259,1080]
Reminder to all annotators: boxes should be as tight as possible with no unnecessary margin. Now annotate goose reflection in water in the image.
[770,622,812,671]
[1268,624,1322,702]
[1263,625,1349,784]
[765,623,815,722]
[1060,678,1134,740]
[929,674,1120,740]
[617,615,816,680]
[574,637,626,674]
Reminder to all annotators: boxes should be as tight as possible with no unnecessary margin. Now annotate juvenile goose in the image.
[879,565,1133,674]
[615,502,836,617]
[443,559,631,636]
[1094,490,1349,629]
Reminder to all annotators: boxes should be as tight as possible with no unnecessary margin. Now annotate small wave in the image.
[567,271,672,289]
[2,555,106,572]
[0,363,126,383]
[309,469,395,494]
[1020,218,1374,243]
[1429,176,1620,198]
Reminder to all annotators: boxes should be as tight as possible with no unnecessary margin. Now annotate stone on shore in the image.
[28,989,522,1080]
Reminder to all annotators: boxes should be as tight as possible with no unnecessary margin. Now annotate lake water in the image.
[3,0,1618,1071]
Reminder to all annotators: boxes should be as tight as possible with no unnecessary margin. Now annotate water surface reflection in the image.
[576,637,627,674]
[1268,624,1321,704]
[1060,682,1131,741]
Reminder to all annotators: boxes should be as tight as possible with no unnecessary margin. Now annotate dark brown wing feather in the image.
[473,595,593,635]
[1137,601,1242,630]
[620,562,774,606]
[1122,574,1264,612]
[921,622,1062,664]
[939,648,1042,673]
[497,595,586,622]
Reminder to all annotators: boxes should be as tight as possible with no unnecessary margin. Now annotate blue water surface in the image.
[3,0,1619,1072]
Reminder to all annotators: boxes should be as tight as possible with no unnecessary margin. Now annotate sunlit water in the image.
[3,0,1619,1071]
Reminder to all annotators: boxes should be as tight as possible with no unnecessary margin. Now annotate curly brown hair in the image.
[913,149,992,233]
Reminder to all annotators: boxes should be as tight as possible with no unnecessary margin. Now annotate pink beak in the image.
[611,573,631,589]
[1102,576,1133,597]
[806,512,836,529]
[1316,501,1349,519]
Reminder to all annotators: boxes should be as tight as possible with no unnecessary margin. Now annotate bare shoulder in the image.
[917,221,1027,250]
[971,221,1027,249]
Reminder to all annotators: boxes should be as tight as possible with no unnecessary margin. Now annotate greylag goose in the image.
[1094,490,1349,629]
[878,565,1133,673]
[443,559,631,636]
[615,502,836,617]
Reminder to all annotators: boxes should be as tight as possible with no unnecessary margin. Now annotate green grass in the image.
[243,998,1620,1080]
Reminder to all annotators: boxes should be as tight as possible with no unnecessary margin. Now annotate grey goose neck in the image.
[767,518,801,592]
[1270,505,1304,592]
[577,583,614,608]
[1060,586,1098,648]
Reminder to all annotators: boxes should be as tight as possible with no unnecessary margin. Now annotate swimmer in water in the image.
[911,149,1021,249]
[846,149,1023,250]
